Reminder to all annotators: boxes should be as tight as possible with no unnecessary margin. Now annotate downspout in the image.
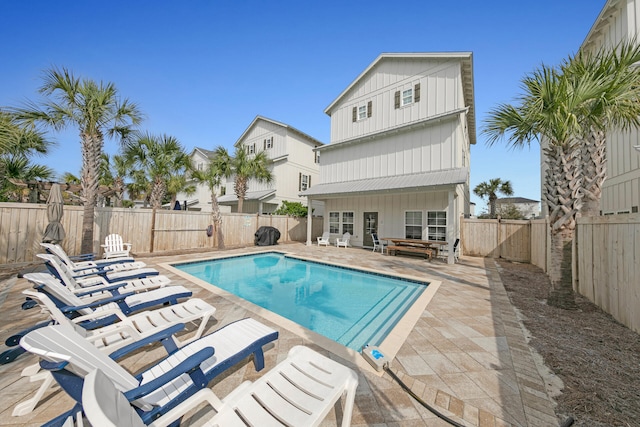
[447,190,455,264]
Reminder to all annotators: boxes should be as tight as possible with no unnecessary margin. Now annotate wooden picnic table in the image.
[381,238,447,260]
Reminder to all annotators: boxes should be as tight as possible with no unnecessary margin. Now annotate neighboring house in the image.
[541,0,640,216]
[495,197,540,219]
[181,116,324,214]
[301,52,475,264]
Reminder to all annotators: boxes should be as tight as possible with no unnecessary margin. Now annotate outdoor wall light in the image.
[635,145,640,152]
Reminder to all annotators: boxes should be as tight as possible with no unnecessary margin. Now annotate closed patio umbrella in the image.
[42,183,65,244]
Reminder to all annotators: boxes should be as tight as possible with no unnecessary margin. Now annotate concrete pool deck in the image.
[0,243,559,426]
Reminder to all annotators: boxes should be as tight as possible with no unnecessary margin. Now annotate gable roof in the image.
[234,115,324,148]
[324,52,476,145]
[581,0,619,51]
[300,167,468,198]
[191,147,216,159]
[496,197,539,204]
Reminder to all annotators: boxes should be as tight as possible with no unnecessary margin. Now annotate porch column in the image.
[447,190,455,264]
[306,196,313,246]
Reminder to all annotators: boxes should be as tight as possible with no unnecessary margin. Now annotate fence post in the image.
[496,215,502,259]
[150,208,156,253]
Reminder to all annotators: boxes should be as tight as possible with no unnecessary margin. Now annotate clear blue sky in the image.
[0,0,605,212]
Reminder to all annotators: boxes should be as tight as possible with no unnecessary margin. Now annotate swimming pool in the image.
[173,252,428,351]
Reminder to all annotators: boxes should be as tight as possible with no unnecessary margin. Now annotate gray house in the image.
[302,52,476,264]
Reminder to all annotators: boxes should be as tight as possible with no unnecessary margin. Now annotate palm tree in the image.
[166,173,196,210]
[0,111,55,201]
[473,178,514,218]
[99,153,132,207]
[213,145,273,213]
[483,64,599,309]
[561,41,640,217]
[12,67,142,253]
[123,132,191,209]
[191,161,226,248]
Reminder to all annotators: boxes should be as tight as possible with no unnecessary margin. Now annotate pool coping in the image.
[160,249,441,376]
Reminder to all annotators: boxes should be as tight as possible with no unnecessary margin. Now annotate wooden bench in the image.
[386,245,434,260]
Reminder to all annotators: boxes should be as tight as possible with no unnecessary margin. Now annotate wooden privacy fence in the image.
[461,218,532,263]
[575,214,640,333]
[0,202,324,265]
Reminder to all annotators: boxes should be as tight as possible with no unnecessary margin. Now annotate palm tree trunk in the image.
[489,194,497,218]
[235,177,247,214]
[579,127,606,217]
[80,132,102,254]
[543,144,581,309]
[210,193,225,249]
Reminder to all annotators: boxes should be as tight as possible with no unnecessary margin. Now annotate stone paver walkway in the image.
[0,243,559,426]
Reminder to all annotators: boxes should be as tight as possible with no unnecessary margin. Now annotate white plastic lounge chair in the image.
[336,232,351,248]
[38,253,158,287]
[41,243,143,272]
[317,231,331,246]
[20,319,279,426]
[371,232,385,253]
[12,289,216,417]
[102,233,132,259]
[35,254,167,294]
[82,345,358,427]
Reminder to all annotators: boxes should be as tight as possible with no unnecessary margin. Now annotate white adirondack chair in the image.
[317,231,331,246]
[336,232,351,248]
[102,234,132,259]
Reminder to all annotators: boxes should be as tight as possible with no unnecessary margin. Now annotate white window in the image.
[220,186,226,196]
[405,211,422,239]
[342,212,354,234]
[265,137,273,149]
[248,143,255,154]
[314,151,320,164]
[329,212,340,233]
[300,174,310,191]
[402,88,413,106]
[357,105,367,120]
[197,163,203,171]
[427,211,447,241]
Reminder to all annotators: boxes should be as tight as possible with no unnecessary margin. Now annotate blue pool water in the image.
[174,252,428,351]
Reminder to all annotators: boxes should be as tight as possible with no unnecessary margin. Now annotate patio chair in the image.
[20,319,279,426]
[102,233,132,259]
[41,243,142,272]
[371,232,385,253]
[439,238,460,262]
[36,254,163,292]
[317,231,331,246]
[336,232,351,248]
[12,289,216,417]
[81,345,358,427]
[1,274,193,364]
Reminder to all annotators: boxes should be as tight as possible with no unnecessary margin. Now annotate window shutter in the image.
[394,91,400,109]
[308,176,311,188]
[367,100,372,117]
[414,83,421,102]
[271,136,274,146]
[263,139,266,150]
[253,143,256,153]
[299,172,302,191]
[352,106,357,122]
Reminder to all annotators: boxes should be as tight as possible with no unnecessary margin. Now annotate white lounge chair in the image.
[20,319,279,426]
[317,231,331,246]
[35,254,167,294]
[12,289,216,417]
[336,232,351,248]
[41,243,143,272]
[82,345,358,427]
[102,233,132,259]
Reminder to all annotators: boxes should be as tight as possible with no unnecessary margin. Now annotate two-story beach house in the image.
[182,116,324,214]
[577,0,640,215]
[301,52,475,264]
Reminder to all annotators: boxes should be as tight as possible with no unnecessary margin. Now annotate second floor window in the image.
[314,151,320,164]
[264,137,273,149]
[247,143,255,154]
[220,186,226,196]
[299,173,310,191]
[358,105,367,120]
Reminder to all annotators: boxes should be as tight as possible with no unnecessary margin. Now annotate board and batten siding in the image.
[581,0,640,214]
[329,59,464,144]
[323,191,457,247]
[321,117,459,184]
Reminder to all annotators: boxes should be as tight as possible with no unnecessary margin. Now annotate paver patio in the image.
[0,243,559,426]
